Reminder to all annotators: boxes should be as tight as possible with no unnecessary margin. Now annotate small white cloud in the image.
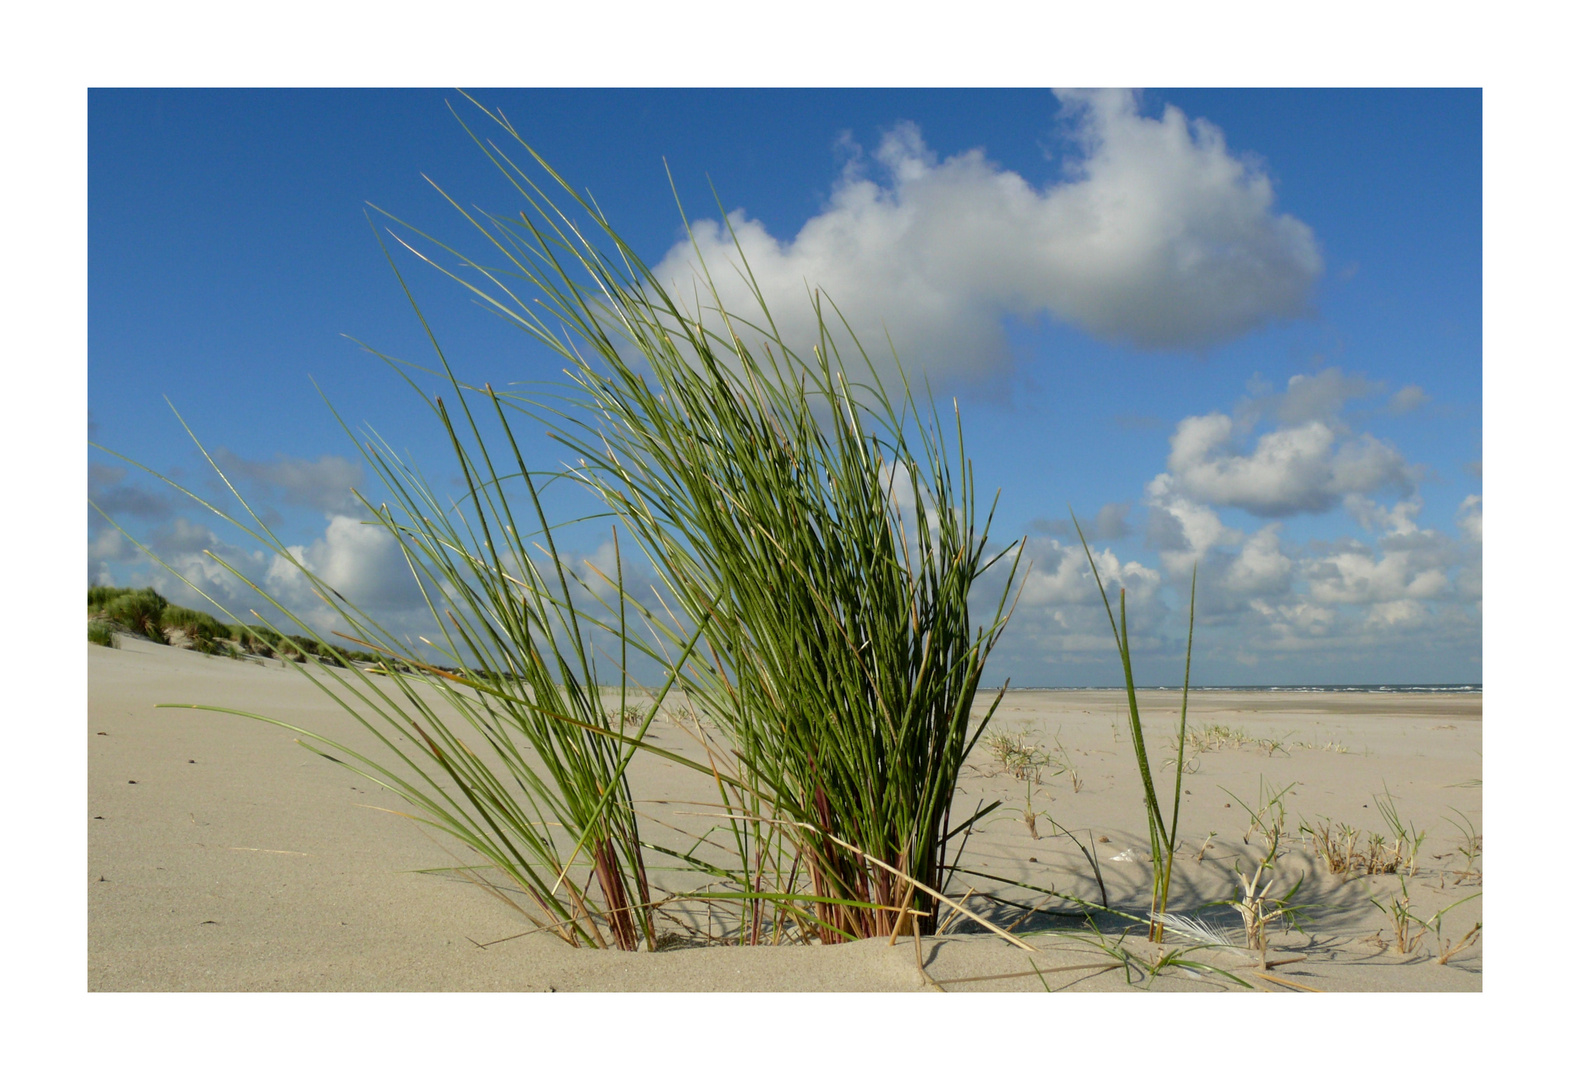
[1016,538,1159,610]
[214,450,365,514]
[88,529,133,586]
[1364,599,1427,630]
[1159,368,1416,518]
[1304,543,1450,607]
[1217,526,1293,598]
[976,535,1168,673]
[1259,369,1381,428]
[1027,502,1129,542]
[89,529,132,562]
[1345,495,1423,536]
[1249,597,1336,636]
[1389,385,1431,414]
[1145,472,1242,572]
[1456,494,1482,545]
[1163,411,1411,518]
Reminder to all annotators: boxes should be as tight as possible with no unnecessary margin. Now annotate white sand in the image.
[89,638,1481,991]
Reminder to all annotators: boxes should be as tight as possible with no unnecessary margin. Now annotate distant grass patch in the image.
[88,586,247,656]
[1185,723,1251,752]
[982,729,1050,782]
[98,588,168,644]
[162,605,228,642]
[231,624,368,667]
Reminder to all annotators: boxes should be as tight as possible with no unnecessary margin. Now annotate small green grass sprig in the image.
[1076,516,1197,943]
[1215,779,1306,966]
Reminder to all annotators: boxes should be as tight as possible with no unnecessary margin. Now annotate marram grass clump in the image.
[94,97,1035,952]
[407,94,1026,941]
[96,587,169,644]
[87,619,117,648]
[161,604,228,642]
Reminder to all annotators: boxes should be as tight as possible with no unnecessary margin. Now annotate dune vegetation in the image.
[87,585,391,665]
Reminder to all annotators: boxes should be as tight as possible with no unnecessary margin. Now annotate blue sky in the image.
[88,88,1481,686]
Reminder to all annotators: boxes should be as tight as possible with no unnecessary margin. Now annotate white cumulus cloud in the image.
[266,514,423,613]
[1216,526,1294,598]
[1388,384,1431,414]
[1302,497,1457,610]
[1456,494,1482,545]
[1159,372,1414,517]
[213,450,366,514]
[1249,597,1336,637]
[1144,471,1242,572]
[649,89,1322,384]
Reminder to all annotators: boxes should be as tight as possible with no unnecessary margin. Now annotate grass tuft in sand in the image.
[91,96,1027,951]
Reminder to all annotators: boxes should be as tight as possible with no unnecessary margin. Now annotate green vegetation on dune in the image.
[99,588,168,645]
[87,620,117,648]
[161,604,229,642]
[85,587,383,665]
[87,584,125,610]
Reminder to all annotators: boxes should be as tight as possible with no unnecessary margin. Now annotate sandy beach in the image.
[88,638,1482,992]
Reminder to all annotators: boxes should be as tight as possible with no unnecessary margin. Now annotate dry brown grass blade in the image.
[911,910,941,989]
[1261,954,1308,969]
[934,887,976,936]
[888,880,918,946]
[1437,922,1482,964]
[1245,969,1322,992]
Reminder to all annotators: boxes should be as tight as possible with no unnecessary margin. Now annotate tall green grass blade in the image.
[1075,513,1199,942]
